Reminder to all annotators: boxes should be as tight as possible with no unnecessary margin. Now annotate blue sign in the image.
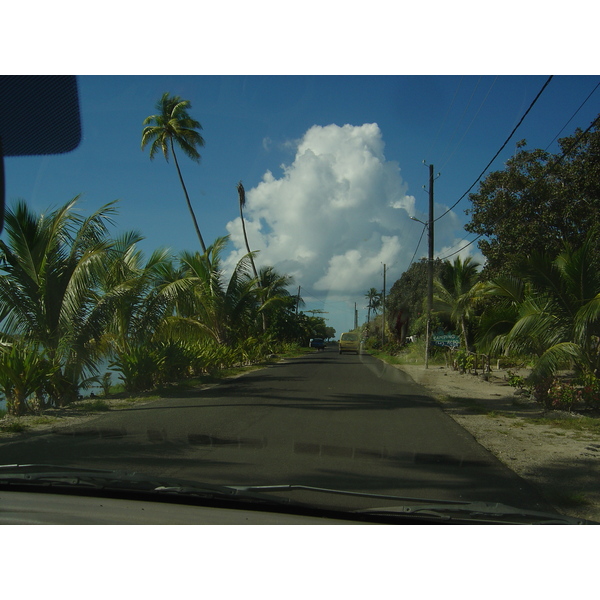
[432,333,460,348]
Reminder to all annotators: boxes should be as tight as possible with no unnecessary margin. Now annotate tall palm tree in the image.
[237,182,259,281]
[237,181,265,331]
[141,93,207,254]
[433,256,481,348]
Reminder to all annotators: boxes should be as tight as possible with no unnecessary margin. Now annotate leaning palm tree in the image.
[237,181,266,331]
[237,181,260,281]
[141,92,207,253]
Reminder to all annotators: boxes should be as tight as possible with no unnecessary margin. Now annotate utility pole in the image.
[381,263,386,347]
[425,164,434,369]
[296,286,301,316]
[354,303,358,330]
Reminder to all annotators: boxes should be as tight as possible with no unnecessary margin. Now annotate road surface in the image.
[0,347,553,512]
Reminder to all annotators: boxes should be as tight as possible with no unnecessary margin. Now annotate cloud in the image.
[436,238,487,269]
[225,123,463,302]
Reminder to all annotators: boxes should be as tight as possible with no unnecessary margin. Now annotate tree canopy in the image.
[465,117,600,278]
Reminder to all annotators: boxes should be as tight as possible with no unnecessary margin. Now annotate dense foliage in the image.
[386,258,450,338]
[0,199,319,415]
[465,117,600,278]
[383,118,600,409]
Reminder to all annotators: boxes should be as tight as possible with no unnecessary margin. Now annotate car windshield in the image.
[1,62,599,589]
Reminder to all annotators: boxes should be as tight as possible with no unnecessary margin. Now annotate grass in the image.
[0,420,29,433]
[75,399,111,412]
[548,490,592,508]
[536,414,600,435]
[28,416,57,426]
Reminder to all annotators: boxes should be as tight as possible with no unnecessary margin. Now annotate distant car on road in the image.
[309,338,326,351]
[339,332,359,354]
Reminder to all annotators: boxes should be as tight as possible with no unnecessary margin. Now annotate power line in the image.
[437,77,482,168]
[544,80,600,151]
[407,222,427,270]
[433,75,554,224]
[439,76,499,172]
[437,111,600,261]
[426,76,463,159]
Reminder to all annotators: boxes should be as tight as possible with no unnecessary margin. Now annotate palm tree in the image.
[237,181,266,331]
[433,256,481,348]
[237,182,260,281]
[498,234,600,383]
[98,233,207,392]
[141,93,207,254]
[177,236,259,345]
[255,266,294,332]
[0,197,120,405]
[365,287,382,326]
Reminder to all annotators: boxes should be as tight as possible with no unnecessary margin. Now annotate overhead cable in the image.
[437,111,600,261]
[433,75,554,224]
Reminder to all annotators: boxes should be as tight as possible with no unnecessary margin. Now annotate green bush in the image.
[454,349,474,373]
[528,374,600,411]
[110,346,164,393]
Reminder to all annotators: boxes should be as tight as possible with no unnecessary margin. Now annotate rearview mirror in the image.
[0,75,82,232]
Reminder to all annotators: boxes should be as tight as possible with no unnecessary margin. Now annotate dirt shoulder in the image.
[396,363,600,523]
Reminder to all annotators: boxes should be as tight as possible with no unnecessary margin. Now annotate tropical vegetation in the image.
[0,198,323,416]
[382,116,600,411]
[141,92,208,253]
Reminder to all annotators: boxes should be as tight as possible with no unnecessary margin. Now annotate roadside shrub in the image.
[110,346,164,393]
[0,343,56,415]
[382,341,403,355]
[454,349,475,373]
[547,379,580,411]
[575,373,600,409]
[532,375,600,411]
[507,371,527,390]
[154,341,196,385]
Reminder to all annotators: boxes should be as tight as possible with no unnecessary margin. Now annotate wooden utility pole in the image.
[381,263,386,347]
[296,286,301,316]
[425,164,434,369]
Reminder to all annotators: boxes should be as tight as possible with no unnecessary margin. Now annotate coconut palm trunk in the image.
[171,139,207,254]
[237,182,265,332]
[142,93,208,256]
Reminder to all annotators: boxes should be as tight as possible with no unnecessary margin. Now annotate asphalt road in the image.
[0,347,554,512]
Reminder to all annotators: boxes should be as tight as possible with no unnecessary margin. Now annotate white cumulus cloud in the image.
[225,123,461,303]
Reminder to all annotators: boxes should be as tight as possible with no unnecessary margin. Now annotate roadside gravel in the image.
[397,363,600,523]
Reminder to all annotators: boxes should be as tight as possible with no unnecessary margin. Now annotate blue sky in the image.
[4,74,600,336]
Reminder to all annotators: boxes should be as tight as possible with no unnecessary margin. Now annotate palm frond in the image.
[529,342,582,383]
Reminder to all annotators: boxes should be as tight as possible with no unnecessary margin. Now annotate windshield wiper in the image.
[232,484,595,524]
[0,464,293,507]
[2,467,594,524]
[354,503,592,524]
